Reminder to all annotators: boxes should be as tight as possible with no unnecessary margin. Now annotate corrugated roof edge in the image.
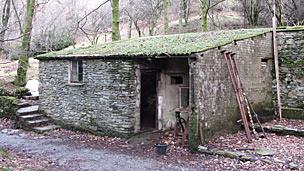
[35,28,273,60]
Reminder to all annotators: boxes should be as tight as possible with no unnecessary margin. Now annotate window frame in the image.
[69,60,83,84]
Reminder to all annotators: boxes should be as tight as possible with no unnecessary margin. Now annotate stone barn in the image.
[36,28,276,147]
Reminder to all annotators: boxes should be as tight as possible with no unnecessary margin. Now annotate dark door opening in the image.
[140,70,157,130]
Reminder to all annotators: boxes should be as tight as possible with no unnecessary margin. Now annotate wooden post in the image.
[272,1,282,120]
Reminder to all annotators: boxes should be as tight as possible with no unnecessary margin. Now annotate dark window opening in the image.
[70,60,83,83]
[261,58,268,63]
[171,76,184,84]
[261,58,268,67]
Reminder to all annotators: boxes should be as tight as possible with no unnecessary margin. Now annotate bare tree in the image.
[200,0,226,31]
[112,0,121,41]
[15,0,36,86]
[124,0,163,36]
[163,0,169,34]
[265,0,304,26]
[0,0,12,51]
[238,0,266,26]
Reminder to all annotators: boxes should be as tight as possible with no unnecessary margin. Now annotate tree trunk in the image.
[178,0,183,33]
[201,0,207,32]
[163,0,169,34]
[182,0,189,26]
[134,21,141,37]
[15,0,36,86]
[11,0,23,34]
[111,0,121,41]
[127,16,132,38]
[0,0,12,51]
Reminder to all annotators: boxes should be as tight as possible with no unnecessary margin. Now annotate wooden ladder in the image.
[223,52,252,142]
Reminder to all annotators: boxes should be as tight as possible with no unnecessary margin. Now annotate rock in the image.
[1,129,19,135]
[239,155,259,162]
[198,146,213,154]
[261,159,273,164]
[288,162,299,170]
[215,150,238,159]
[273,158,285,164]
[255,147,276,156]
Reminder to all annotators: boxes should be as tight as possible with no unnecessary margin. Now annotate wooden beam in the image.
[272,1,282,120]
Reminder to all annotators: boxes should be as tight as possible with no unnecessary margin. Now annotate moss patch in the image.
[36,28,271,60]
[0,148,10,159]
[282,107,304,120]
[188,109,200,151]
[0,168,11,171]
[0,96,17,118]
[14,87,28,99]
[278,26,304,32]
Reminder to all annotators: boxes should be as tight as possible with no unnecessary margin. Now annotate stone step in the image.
[26,118,50,125]
[17,105,39,115]
[23,95,39,100]
[17,102,31,108]
[19,113,43,120]
[33,125,60,133]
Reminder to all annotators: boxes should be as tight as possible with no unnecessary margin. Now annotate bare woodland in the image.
[0,0,303,84]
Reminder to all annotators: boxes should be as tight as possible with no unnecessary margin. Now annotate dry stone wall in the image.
[277,30,304,119]
[39,59,138,135]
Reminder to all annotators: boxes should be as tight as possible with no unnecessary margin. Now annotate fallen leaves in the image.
[0,118,303,170]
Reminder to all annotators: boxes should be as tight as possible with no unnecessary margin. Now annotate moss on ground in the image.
[0,148,10,159]
[0,168,11,171]
[36,28,272,59]
[0,96,17,118]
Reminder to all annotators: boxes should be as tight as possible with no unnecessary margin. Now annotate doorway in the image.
[140,70,157,130]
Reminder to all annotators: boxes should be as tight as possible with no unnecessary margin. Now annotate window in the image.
[179,87,189,108]
[171,76,184,84]
[70,60,83,83]
[261,58,268,67]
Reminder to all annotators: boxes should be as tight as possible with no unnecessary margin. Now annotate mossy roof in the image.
[36,28,272,60]
[277,26,304,32]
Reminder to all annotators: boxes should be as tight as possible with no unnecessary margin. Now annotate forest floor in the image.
[0,118,303,171]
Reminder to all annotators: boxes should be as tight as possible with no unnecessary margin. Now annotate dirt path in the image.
[0,131,196,171]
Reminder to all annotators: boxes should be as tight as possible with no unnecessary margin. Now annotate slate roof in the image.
[35,28,272,60]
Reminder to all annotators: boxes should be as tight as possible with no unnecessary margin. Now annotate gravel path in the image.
[0,131,195,171]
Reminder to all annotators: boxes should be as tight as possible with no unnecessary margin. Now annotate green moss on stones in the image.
[188,108,200,151]
[0,88,10,96]
[0,96,17,118]
[0,148,10,159]
[278,26,304,32]
[36,28,271,60]
[282,107,304,120]
[14,87,28,99]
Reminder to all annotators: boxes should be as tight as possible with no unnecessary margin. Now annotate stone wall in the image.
[39,59,138,135]
[191,32,274,143]
[277,30,304,119]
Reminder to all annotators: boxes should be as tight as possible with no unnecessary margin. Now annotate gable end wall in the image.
[191,33,274,143]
